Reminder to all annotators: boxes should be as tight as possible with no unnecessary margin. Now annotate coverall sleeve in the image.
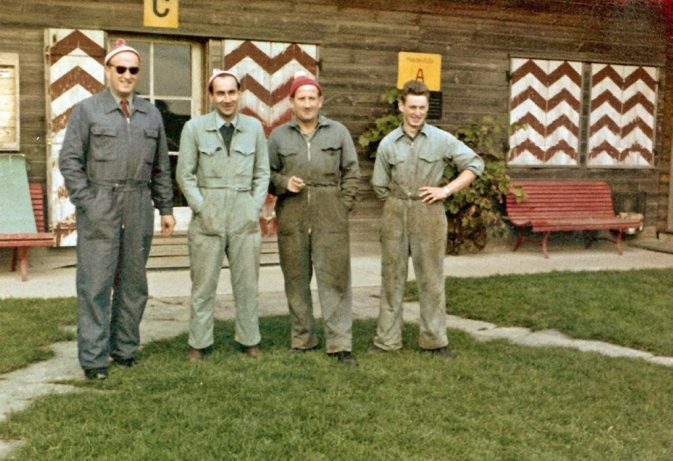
[371,142,392,201]
[447,134,485,177]
[176,121,205,213]
[339,128,360,211]
[150,118,174,215]
[251,123,271,212]
[58,103,95,212]
[268,132,291,196]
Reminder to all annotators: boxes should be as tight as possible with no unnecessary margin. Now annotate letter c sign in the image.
[144,0,179,28]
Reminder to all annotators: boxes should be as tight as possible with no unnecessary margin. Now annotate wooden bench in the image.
[0,183,54,281]
[505,180,643,258]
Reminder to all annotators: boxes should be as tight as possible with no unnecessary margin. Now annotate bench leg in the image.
[17,247,29,281]
[583,230,598,249]
[513,228,524,252]
[615,230,624,255]
[10,247,18,272]
[542,231,550,259]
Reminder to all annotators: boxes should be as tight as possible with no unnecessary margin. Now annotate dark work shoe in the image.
[84,367,108,380]
[426,346,456,361]
[111,355,136,367]
[328,351,358,367]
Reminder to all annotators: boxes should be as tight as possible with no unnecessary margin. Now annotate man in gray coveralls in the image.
[268,75,360,365]
[177,70,269,361]
[60,39,176,380]
[370,79,484,359]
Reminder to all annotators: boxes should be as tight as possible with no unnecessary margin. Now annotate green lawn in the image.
[1,317,672,460]
[411,269,673,357]
[2,269,673,458]
[0,297,75,374]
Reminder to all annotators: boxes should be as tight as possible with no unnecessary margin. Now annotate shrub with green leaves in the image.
[444,115,515,254]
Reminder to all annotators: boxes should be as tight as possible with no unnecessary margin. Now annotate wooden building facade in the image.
[0,0,670,243]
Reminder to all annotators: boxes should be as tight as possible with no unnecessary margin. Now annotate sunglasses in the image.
[109,65,140,75]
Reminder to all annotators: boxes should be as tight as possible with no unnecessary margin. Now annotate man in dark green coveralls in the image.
[268,75,360,365]
[370,80,484,359]
[59,39,175,380]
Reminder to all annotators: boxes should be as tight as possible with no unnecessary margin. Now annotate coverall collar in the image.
[289,114,331,133]
[100,88,150,115]
[205,111,242,133]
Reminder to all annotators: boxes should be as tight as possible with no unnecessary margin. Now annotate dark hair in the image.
[208,74,241,94]
[399,79,430,103]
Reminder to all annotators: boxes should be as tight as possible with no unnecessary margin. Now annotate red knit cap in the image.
[289,76,322,97]
[104,38,141,65]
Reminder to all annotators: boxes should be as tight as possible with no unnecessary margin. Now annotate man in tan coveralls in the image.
[177,70,270,361]
[268,75,360,365]
[370,80,484,359]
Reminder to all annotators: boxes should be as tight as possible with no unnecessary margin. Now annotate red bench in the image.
[505,180,643,258]
[0,183,54,281]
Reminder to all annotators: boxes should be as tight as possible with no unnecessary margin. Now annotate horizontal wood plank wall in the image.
[0,0,669,228]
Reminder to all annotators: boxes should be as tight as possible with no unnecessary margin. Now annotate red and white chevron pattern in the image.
[588,64,658,167]
[508,58,582,166]
[223,40,319,136]
[45,29,106,246]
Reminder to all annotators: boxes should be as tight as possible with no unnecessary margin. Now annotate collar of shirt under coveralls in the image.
[216,112,238,131]
[394,123,429,142]
[110,91,135,116]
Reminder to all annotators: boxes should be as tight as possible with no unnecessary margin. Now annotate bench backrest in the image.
[506,180,617,225]
[29,183,46,232]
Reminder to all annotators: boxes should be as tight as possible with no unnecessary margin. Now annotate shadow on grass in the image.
[1,316,673,460]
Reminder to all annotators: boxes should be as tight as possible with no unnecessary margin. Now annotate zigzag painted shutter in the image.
[45,29,105,246]
[223,40,319,136]
[588,64,659,167]
[223,40,319,237]
[508,58,582,166]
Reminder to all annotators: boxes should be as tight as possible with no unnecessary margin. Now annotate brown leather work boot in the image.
[241,346,263,359]
[186,347,205,362]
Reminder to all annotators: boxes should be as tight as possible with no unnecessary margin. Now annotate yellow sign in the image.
[397,52,441,91]
[144,0,179,29]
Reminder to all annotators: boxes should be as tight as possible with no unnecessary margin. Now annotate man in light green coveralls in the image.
[268,75,360,365]
[370,79,484,359]
[177,70,270,361]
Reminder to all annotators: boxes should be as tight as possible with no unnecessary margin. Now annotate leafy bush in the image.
[444,115,517,254]
[357,88,401,158]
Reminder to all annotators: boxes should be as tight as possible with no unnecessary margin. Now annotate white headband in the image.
[208,69,240,90]
[104,38,141,65]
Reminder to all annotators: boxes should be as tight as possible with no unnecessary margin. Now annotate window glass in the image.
[155,44,191,96]
[125,41,150,95]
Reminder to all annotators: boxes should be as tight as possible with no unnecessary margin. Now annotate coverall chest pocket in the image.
[320,145,341,177]
[140,128,159,177]
[89,125,118,161]
[418,150,446,180]
[278,149,300,175]
[419,150,444,165]
[232,142,256,179]
[143,128,159,161]
[198,145,224,178]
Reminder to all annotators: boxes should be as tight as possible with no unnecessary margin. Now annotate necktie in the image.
[120,99,130,119]
[219,123,234,153]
